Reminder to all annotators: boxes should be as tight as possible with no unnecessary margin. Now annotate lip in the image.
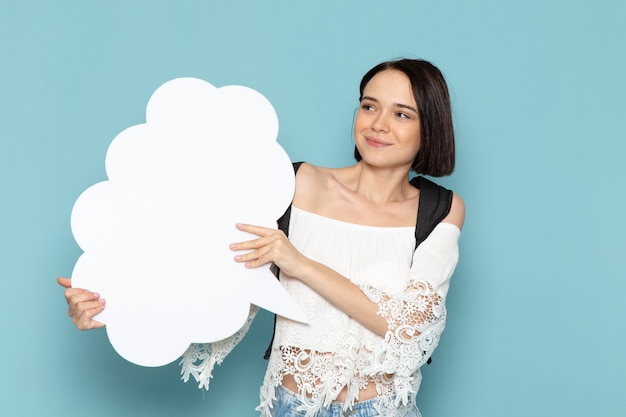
[364,136,391,148]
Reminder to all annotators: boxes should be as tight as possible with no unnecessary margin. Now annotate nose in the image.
[372,111,390,132]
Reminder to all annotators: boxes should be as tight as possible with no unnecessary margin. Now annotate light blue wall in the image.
[1,1,624,416]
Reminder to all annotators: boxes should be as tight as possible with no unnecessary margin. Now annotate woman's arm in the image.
[230,223,387,336]
[231,193,464,338]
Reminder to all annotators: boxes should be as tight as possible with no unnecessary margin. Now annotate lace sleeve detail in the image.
[358,223,460,392]
[359,280,447,372]
[179,305,259,390]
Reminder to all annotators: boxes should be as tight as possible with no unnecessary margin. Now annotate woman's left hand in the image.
[230,223,309,278]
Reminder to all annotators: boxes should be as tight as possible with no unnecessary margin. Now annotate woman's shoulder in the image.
[293,163,350,208]
[294,162,348,187]
[413,175,465,230]
[443,192,465,230]
[295,162,345,175]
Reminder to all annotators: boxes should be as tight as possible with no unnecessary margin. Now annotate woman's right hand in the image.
[57,277,105,330]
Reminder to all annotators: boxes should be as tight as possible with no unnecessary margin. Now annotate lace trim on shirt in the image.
[359,279,446,406]
[257,279,444,417]
[258,345,410,417]
[179,306,258,390]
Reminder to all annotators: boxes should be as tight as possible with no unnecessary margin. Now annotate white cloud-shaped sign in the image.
[71,78,307,367]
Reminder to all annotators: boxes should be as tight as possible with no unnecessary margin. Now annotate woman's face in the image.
[354,69,421,171]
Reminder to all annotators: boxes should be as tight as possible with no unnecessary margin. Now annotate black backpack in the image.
[264,162,453,361]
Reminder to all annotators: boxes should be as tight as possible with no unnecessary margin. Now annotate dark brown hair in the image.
[354,59,455,177]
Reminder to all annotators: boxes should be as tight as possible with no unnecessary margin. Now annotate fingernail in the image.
[99,298,106,305]
[229,243,237,249]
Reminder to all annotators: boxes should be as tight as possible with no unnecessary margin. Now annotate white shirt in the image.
[181,206,460,417]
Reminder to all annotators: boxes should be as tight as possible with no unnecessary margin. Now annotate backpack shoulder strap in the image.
[409,176,453,366]
[276,162,303,238]
[410,176,453,249]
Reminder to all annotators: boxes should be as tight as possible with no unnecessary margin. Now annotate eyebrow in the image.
[361,95,419,114]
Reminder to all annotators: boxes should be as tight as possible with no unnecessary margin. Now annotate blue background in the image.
[1,1,624,416]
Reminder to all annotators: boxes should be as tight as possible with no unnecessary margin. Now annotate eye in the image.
[361,103,375,111]
[396,112,411,119]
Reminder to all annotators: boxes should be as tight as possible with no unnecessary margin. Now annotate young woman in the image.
[59,58,465,417]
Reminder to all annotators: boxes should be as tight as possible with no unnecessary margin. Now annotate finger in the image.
[230,236,272,251]
[69,297,105,316]
[235,223,274,236]
[74,300,106,330]
[234,245,269,263]
[77,308,105,330]
[90,319,105,329]
[231,227,284,251]
[240,247,276,268]
[65,288,99,306]
[57,277,71,289]
[66,291,102,320]
[77,312,106,331]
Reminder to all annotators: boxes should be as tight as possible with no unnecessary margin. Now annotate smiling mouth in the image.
[365,137,390,147]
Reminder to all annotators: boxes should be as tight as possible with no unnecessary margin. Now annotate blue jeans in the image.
[271,384,421,417]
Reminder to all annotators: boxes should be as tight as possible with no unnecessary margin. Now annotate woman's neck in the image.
[345,162,416,204]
